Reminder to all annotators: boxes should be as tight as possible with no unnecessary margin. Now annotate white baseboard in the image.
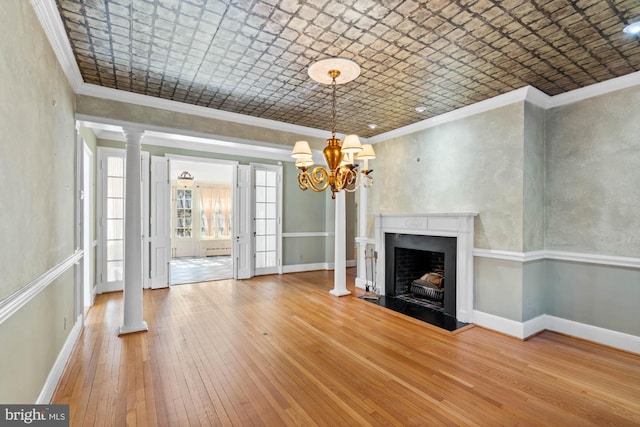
[37,314,83,404]
[283,262,331,273]
[473,310,527,338]
[283,260,356,274]
[473,311,640,354]
[546,315,640,355]
[98,282,123,294]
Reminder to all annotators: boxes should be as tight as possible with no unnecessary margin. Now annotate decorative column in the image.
[119,128,149,335]
[355,183,370,289]
[330,190,350,296]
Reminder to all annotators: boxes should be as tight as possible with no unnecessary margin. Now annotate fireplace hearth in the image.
[369,213,477,329]
[386,233,457,317]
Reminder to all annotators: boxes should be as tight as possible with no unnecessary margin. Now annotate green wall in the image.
[369,103,526,251]
[543,86,640,333]
[371,88,640,332]
[97,138,352,267]
[0,0,77,402]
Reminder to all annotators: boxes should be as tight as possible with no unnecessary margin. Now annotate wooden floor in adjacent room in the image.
[53,269,640,426]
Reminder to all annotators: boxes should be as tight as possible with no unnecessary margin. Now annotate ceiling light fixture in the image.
[623,21,640,35]
[368,123,378,129]
[415,106,426,113]
[291,57,375,199]
[177,171,194,187]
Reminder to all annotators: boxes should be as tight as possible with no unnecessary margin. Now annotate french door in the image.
[97,147,149,292]
[252,164,282,276]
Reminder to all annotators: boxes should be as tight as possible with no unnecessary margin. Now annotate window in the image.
[106,156,125,282]
[254,168,278,270]
[175,189,192,237]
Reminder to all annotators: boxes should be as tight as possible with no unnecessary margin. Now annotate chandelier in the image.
[177,171,194,187]
[291,58,375,199]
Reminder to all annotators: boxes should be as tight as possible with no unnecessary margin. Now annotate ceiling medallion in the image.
[291,58,375,199]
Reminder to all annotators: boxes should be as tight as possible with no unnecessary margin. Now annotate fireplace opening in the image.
[385,233,457,318]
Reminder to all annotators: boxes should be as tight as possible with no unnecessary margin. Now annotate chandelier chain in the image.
[331,75,337,138]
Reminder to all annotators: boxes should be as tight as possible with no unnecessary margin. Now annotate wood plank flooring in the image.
[53,269,640,426]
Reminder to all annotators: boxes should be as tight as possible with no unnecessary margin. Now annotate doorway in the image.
[169,158,234,285]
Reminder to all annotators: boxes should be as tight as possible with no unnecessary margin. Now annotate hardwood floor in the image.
[53,269,640,426]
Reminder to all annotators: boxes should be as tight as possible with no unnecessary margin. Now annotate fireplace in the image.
[375,213,476,323]
[385,233,457,317]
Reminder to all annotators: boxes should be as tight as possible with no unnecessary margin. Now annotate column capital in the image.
[122,127,145,145]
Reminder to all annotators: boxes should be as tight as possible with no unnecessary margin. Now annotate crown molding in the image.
[77,83,333,140]
[77,114,297,162]
[30,0,84,91]
[35,0,640,146]
[548,70,640,108]
[367,87,536,144]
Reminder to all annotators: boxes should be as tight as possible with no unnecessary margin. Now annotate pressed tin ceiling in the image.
[55,0,640,138]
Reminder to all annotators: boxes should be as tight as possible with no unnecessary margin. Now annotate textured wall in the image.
[474,258,523,321]
[0,0,77,402]
[522,102,546,252]
[545,86,640,257]
[0,1,76,300]
[368,103,525,251]
[545,260,640,336]
[77,94,328,150]
[98,139,346,266]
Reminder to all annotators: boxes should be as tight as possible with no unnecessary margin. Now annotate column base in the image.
[118,321,149,336]
[329,289,351,297]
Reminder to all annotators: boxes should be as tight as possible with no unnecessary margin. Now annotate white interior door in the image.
[150,156,170,288]
[234,164,252,279]
[252,164,282,276]
[83,142,93,307]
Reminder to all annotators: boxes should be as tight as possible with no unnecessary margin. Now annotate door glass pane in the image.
[254,167,278,272]
[105,153,125,284]
[107,261,124,282]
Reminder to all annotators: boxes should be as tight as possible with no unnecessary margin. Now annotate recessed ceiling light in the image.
[623,21,640,35]
[368,123,378,129]
[415,106,426,113]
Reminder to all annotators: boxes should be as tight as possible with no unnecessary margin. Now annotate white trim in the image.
[544,250,640,269]
[548,71,640,108]
[0,250,83,326]
[375,213,477,323]
[37,314,83,404]
[473,311,640,354]
[282,232,335,238]
[367,88,531,143]
[282,260,355,273]
[283,262,331,273]
[98,281,123,294]
[473,310,527,339]
[472,248,640,268]
[78,84,332,140]
[34,0,640,149]
[166,153,239,166]
[30,0,84,91]
[472,248,546,263]
[546,315,640,355]
[77,114,296,162]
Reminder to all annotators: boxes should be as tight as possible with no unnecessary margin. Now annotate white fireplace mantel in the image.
[374,213,478,323]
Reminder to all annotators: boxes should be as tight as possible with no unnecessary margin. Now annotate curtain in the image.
[199,187,218,237]
[218,186,232,236]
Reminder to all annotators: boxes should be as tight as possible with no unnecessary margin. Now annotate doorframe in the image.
[250,162,283,276]
[165,154,238,284]
[96,146,150,293]
[82,141,94,307]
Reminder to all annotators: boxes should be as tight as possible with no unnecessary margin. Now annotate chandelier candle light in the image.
[291,57,375,199]
[177,171,194,187]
